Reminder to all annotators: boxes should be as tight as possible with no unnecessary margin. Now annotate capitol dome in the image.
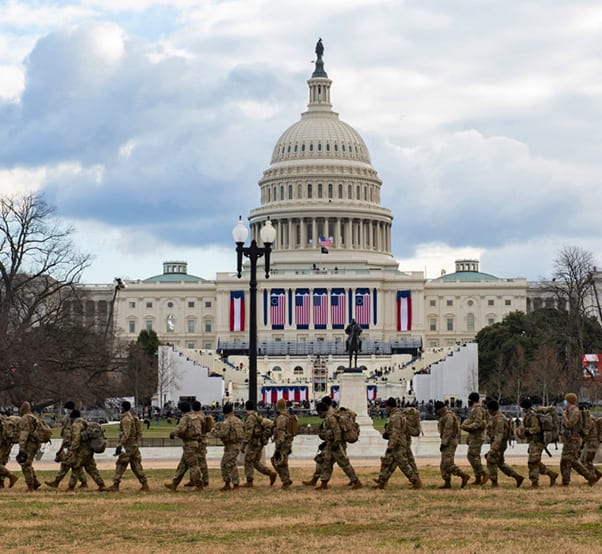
[248,41,396,270]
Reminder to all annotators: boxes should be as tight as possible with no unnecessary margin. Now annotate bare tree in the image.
[157,346,180,410]
[0,192,91,403]
[525,343,564,405]
[503,343,527,417]
[550,246,596,390]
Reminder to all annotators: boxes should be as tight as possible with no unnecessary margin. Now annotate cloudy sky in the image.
[1,0,601,283]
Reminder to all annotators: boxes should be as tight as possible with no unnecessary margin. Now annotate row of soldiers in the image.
[1,393,600,492]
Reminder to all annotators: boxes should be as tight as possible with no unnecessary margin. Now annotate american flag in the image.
[270,289,286,329]
[229,290,245,332]
[318,236,333,247]
[397,290,412,331]
[295,289,310,328]
[313,288,328,328]
[330,288,346,328]
[355,288,370,328]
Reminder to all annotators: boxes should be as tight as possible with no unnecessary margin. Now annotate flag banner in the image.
[270,289,286,329]
[367,385,377,401]
[313,288,328,329]
[330,385,340,403]
[355,288,370,328]
[330,288,346,328]
[320,246,329,254]
[288,288,293,326]
[397,290,412,331]
[373,288,378,325]
[295,288,310,329]
[229,290,245,332]
[318,236,333,247]
[261,386,309,405]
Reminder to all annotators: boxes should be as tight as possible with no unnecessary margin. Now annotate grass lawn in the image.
[0,466,600,553]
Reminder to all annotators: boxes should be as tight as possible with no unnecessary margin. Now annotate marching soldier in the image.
[16,402,42,492]
[66,409,106,491]
[212,403,243,491]
[241,400,277,487]
[460,392,488,485]
[0,415,20,489]
[436,400,470,489]
[271,398,295,489]
[105,401,149,492]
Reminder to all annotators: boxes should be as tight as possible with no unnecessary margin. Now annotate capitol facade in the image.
[81,43,533,404]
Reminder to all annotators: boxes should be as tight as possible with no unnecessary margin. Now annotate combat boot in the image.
[491,480,499,488]
[372,478,386,489]
[281,481,293,490]
[480,471,489,486]
[514,475,524,488]
[33,479,42,490]
[232,483,239,489]
[104,483,119,492]
[411,478,423,490]
[269,472,277,486]
[316,481,328,490]
[350,480,363,490]
[220,482,232,491]
[164,481,178,491]
[26,484,36,492]
[0,480,4,488]
[438,479,451,489]
[78,482,88,489]
[45,479,59,489]
[471,475,481,485]
[97,483,107,492]
[302,477,318,486]
[183,480,194,487]
[587,472,599,487]
[8,473,19,488]
[548,470,558,487]
[65,485,75,492]
[243,478,254,488]
[531,481,539,489]
[191,484,204,492]
[460,473,470,489]
[140,482,150,491]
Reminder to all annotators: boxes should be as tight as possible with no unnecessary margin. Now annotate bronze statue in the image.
[315,38,324,60]
[345,318,362,369]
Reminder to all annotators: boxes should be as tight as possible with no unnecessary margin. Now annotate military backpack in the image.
[286,414,299,438]
[255,415,274,445]
[81,421,107,453]
[0,415,21,444]
[187,414,204,440]
[202,414,215,434]
[401,407,422,437]
[33,417,53,444]
[533,406,560,445]
[596,417,602,444]
[335,407,360,444]
[579,408,595,439]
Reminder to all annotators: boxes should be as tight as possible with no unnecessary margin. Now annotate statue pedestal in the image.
[339,369,384,456]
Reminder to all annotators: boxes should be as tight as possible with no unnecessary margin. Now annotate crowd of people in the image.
[0,392,600,492]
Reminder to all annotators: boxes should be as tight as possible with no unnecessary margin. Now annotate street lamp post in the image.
[233,216,276,405]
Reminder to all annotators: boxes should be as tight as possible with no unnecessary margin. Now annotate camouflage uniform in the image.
[579,418,601,480]
[438,409,469,487]
[213,412,243,488]
[242,410,276,485]
[46,416,87,488]
[318,408,360,487]
[522,409,557,486]
[109,410,148,490]
[560,406,596,485]
[270,408,294,488]
[17,404,42,491]
[0,415,20,488]
[377,408,420,488]
[193,407,210,486]
[169,412,203,489]
[460,404,487,482]
[400,408,419,478]
[68,417,106,490]
[486,411,523,487]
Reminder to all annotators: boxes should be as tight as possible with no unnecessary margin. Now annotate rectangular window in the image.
[187,342,195,349]
[145,320,152,331]
[488,318,495,325]
[488,299,494,306]
[204,343,212,350]
[205,320,212,333]
[429,318,437,331]
[187,320,195,333]
[128,321,136,333]
[129,301,136,309]
[447,318,454,331]
[446,300,453,306]
[205,301,212,308]
[188,301,195,308]
[429,299,436,307]
[146,302,152,308]
[505,299,511,306]
[308,184,312,199]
